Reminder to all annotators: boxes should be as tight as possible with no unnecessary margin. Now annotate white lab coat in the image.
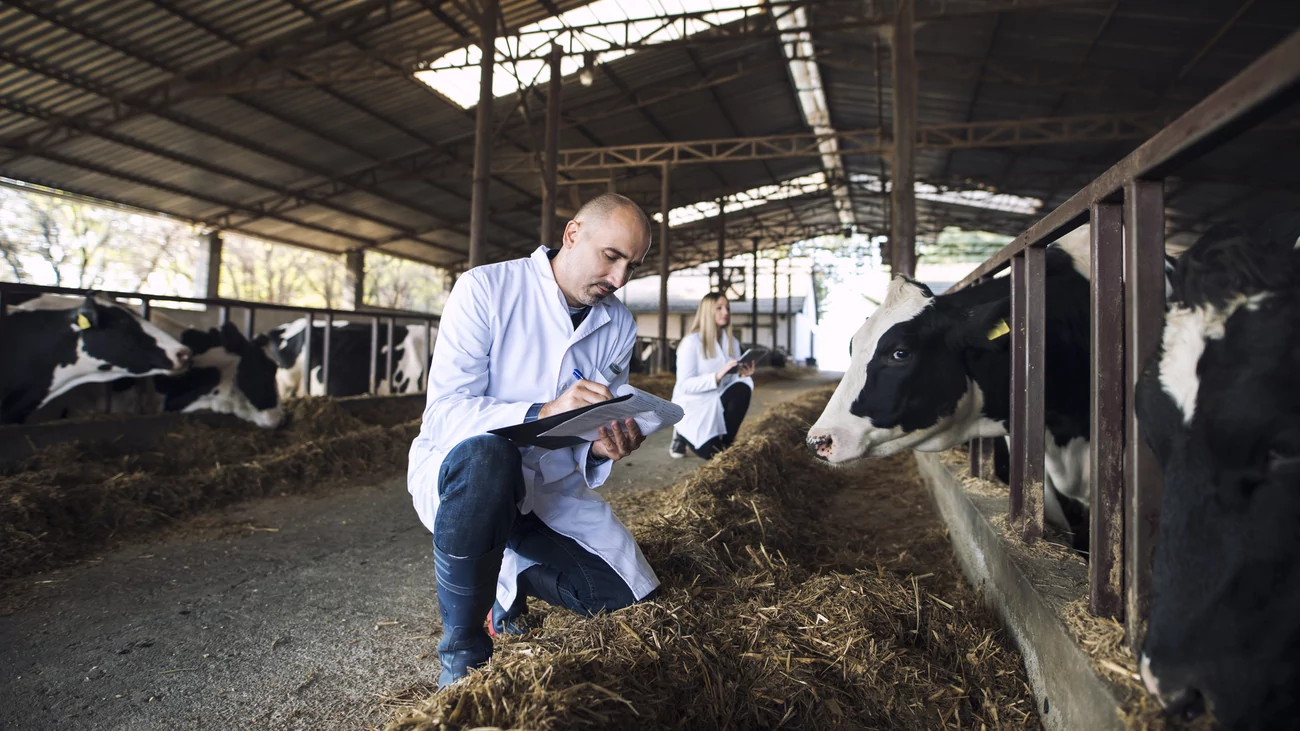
[407,246,660,609]
[671,331,755,448]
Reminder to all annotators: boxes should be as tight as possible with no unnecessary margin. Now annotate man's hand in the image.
[715,360,739,384]
[591,418,644,462]
[737,360,756,378]
[539,379,613,419]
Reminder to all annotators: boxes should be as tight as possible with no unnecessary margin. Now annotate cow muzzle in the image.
[807,432,834,461]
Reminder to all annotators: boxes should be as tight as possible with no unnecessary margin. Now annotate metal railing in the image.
[0,282,440,396]
[955,28,1300,647]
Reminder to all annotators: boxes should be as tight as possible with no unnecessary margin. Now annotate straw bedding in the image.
[0,398,419,582]
[384,387,1039,730]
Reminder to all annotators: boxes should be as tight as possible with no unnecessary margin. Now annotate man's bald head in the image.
[553,194,653,307]
[573,193,653,244]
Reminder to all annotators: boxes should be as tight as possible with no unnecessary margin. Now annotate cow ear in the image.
[219,321,246,351]
[77,296,99,330]
[948,299,1011,351]
[252,334,270,348]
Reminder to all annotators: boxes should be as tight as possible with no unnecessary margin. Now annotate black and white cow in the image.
[2,294,192,424]
[1135,216,1300,728]
[29,315,284,429]
[267,318,433,398]
[806,230,1095,547]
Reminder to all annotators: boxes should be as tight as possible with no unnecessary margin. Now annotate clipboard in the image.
[488,393,635,449]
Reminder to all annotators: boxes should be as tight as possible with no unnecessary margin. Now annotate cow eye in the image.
[891,348,910,361]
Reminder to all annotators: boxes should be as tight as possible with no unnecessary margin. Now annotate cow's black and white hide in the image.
[1135,216,1300,729]
[2,294,191,424]
[267,318,433,398]
[31,319,284,429]
[806,230,1094,549]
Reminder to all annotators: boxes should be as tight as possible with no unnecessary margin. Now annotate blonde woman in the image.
[669,292,756,459]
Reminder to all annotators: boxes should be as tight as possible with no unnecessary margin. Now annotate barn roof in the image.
[2,0,1297,274]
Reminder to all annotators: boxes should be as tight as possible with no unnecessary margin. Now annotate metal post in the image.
[771,258,780,351]
[658,165,671,372]
[197,231,223,299]
[1011,248,1046,541]
[1124,179,1166,647]
[322,311,334,396]
[541,43,562,249]
[890,0,917,277]
[786,269,794,355]
[244,308,255,339]
[386,317,396,391]
[344,250,365,310]
[717,199,726,292]
[369,316,380,395]
[978,438,998,481]
[140,298,151,322]
[969,438,984,479]
[424,319,434,392]
[302,311,313,397]
[1091,204,1125,619]
[468,0,498,269]
[751,239,759,346]
[219,305,230,325]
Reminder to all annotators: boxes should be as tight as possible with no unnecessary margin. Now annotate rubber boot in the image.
[487,592,532,637]
[434,546,502,688]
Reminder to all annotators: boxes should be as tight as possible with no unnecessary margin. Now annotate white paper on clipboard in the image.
[537,385,683,441]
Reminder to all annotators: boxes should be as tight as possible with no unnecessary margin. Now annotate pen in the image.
[572,368,584,382]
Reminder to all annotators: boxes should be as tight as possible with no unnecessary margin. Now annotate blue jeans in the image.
[434,435,641,618]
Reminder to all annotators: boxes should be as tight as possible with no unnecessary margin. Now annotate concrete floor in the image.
[0,374,837,731]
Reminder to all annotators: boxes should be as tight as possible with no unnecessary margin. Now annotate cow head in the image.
[10,294,192,414]
[156,322,283,428]
[73,295,192,375]
[806,275,1010,463]
[1136,220,1300,728]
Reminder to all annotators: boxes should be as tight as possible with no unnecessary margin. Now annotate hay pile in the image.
[0,397,419,581]
[629,366,818,402]
[628,373,676,400]
[385,388,1038,730]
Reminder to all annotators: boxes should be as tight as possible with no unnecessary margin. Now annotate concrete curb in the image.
[915,451,1124,731]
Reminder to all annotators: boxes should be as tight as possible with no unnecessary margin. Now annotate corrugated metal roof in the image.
[0,0,1296,272]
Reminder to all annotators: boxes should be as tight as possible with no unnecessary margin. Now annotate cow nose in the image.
[175,348,192,369]
[1163,687,1206,722]
[807,433,832,460]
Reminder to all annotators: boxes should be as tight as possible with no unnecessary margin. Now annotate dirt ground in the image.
[0,375,839,731]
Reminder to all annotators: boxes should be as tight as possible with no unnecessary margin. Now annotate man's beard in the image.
[582,281,617,305]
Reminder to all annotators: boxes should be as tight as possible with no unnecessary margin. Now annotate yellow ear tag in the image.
[77,313,92,330]
[986,319,1010,341]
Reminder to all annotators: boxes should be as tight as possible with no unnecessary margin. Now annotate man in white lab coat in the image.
[408,194,660,688]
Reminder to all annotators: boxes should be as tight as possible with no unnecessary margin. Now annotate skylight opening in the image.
[653,172,828,227]
[849,173,1043,215]
[416,0,764,109]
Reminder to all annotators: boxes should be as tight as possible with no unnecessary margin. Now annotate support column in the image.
[771,258,780,351]
[468,0,498,269]
[751,239,759,347]
[196,230,223,299]
[344,250,365,310]
[657,165,671,372]
[716,199,726,292]
[890,0,917,277]
[540,43,562,249]
[786,269,794,356]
